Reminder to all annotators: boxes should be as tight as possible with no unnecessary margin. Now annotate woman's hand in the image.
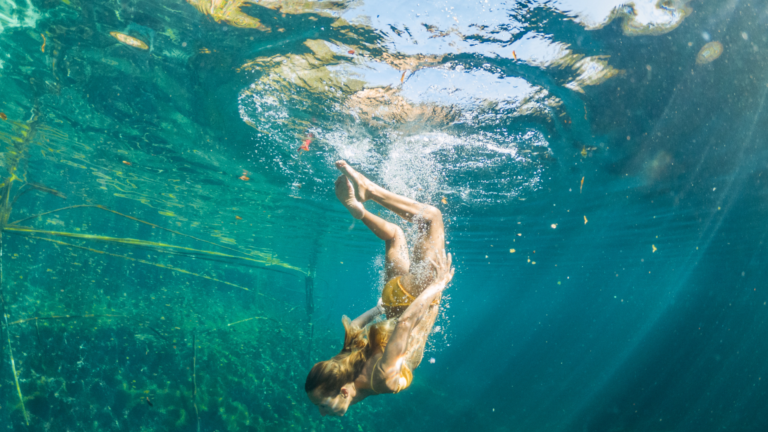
[429,249,454,288]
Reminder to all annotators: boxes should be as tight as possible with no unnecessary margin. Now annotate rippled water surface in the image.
[2,0,768,431]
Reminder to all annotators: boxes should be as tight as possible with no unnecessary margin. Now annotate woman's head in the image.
[305,316,370,416]
[305,360,356,416]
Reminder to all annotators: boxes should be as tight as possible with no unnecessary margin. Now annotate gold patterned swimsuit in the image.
[381,276,439,318]
[370,356,414,394]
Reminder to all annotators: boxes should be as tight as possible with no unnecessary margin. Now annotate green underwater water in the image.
[2,0,768,431]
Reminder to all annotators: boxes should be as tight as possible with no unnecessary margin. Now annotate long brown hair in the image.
[305,316,374,396]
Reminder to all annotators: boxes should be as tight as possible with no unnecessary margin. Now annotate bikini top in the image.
[370,356,413,394]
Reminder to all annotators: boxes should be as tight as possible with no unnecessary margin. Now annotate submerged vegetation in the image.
[0,114,334,430]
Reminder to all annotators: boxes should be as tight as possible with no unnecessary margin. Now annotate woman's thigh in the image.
[403,207,445,293]
[384,225,410,281]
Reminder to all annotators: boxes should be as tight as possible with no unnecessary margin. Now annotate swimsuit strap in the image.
[396,277,417,301]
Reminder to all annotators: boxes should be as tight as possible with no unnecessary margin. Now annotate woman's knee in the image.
[420,205,442,224]
[389,225,406,243]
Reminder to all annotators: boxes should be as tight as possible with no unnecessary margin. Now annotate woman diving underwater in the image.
[305,161,454,416]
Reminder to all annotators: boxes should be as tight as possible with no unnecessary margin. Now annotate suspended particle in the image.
[0,112,6,120]
[348,50,355,55]
[652,244,658,253]
[122,160,132,166]
[110,32,149,50]
[584,215,588,224]
[509,249,515,253]
[299,133,312,151]
[551,224,557,229]
[696,41,723,65]
[441,197,448,204]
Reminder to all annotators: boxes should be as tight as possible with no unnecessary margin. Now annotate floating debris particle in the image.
[41,33,46,52]
[348,50,355,55]
[441,197,448,204]
[581,146,588,157]
[696,41,723,65]
[551,223,557,229]
[0,112,6,120]
[146,397,153,407]
[652,244,658,253]
[580,176,584,193]
[401,71,406,83]
[509,249,515,253]
[512,50,517,60]
[239,171,250,181]
[235,216,243,220]
[428,357,436,364]
[110,32,149,50]
[584,215,588,224]
[122,161,131,166]
[299,133,312,151]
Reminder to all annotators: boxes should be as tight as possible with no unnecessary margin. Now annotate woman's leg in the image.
[336,175,410,279]
[336,161,445,294]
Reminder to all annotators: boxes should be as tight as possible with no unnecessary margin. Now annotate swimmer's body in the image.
[305,160,454,416]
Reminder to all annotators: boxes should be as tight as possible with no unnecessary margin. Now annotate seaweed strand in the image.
[8,204,306,274]
[21,235,255,292]
[8,313,128,326]
[199,315,277,335]
[192,333,200,432]
[4,225,305,275]
[0,235,30,425]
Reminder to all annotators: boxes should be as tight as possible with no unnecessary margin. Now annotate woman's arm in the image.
[378,251,454,379]
[351,299,384,328]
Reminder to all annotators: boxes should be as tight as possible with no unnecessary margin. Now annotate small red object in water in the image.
[235,215,243,220]
[0,113,6,120]
[122,161,131,166]
[299,133,313,151]
[512,50,517,60]
[348,50,355,55]
[239,175,250,181]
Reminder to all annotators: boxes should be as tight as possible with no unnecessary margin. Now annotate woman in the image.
[305,161,454,416]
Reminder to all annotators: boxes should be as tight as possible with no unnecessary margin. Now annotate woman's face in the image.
[308,387,351,417]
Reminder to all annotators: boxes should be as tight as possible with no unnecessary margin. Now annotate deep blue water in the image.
[2,0,768,431]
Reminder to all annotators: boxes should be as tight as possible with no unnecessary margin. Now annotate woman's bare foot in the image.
[335,175,365,219]
[335,160,373,203]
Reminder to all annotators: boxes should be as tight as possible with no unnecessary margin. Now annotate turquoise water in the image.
[2,0,768,430]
